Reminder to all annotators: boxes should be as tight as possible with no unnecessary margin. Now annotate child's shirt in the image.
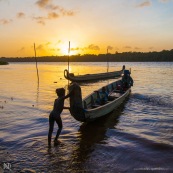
[51,97,64,119]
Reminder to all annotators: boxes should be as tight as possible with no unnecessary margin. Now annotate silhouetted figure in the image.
[48,88,69,146]
[121,70,133,91]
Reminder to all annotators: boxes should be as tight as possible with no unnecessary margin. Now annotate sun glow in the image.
[60,44,69,55]
[60,42,79,56]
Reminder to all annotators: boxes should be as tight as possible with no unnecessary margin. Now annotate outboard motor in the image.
[124,70,130,76]
[68,82,86,121]
[122,69,133,89]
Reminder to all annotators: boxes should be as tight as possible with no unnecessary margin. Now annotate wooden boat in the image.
[64,65,125,82]
[69,79,131,122]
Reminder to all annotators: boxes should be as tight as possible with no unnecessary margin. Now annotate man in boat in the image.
[95,86,109,105]
[64,82,86,121]
[121,70,133,91]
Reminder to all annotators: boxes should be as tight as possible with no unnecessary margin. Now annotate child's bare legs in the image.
[54,116,63,142]
[48,115,55,146]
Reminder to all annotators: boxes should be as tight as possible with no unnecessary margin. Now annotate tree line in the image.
[1,49,173,62]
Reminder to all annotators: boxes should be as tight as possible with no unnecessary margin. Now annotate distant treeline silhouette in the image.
[1,49,173,62]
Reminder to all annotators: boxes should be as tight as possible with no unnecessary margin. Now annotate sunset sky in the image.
[0,0,173,57]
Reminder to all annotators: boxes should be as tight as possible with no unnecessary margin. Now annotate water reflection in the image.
[36,82,40,105]
[45,103,126,172]
[68,103,126,172]
[1,62,173,172]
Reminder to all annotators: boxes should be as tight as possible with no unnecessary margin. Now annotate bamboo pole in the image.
[107,48,109,73]
[68,41,70,72]
[67,41,71,87]
[34,43,39,84]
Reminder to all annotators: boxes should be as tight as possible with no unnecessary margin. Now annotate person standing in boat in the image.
[48,88,69,146]
[121,70,133,90]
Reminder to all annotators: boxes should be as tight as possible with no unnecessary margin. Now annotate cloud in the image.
[54,6,75,16]
[71,45,100,52]
[48,12,59,19]
[34,0,76,25]
[50,48,60,51]
[18,47,25,52]
[36,44,44,50]
[0,19,12,25]
[87,44,100,51]
[37,20,45,25]
[45,42,51,46]
[107,46,113,50]
[134,47,141,50]
[70,47,80,51]
[136,0,152,8]
[17,12,25,18]
[71,47,81,51]
[32,13,59,24]
[55,40,61,45]
[33,43,61,54]
[35,0,76,17]
[32,16,46,25]
[159,0,169,2]
[32,10,74,25]
[124,46,132,49]
[36,0,50,8]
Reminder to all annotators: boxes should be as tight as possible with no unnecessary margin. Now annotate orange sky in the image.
[0,0,173,57]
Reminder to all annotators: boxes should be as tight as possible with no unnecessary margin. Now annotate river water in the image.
[0,62,173,173]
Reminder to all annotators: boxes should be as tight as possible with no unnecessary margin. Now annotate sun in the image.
[60,44,68,55]
[60,42,78,56]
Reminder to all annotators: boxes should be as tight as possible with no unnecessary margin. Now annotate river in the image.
[0,62,173,172]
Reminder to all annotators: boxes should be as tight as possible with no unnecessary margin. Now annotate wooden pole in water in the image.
[107,48,109,73]
[67,41,70,87]
[34,43,39,84]
[68,41,70,72]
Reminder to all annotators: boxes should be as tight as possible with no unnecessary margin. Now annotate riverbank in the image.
[0,61,9,65]
[1,49,173,62]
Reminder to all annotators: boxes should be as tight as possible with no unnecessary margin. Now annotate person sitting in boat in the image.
[121,70,133,91]
[95,86,109,105]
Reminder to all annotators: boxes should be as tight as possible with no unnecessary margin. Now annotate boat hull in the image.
[70,80,131,122]
[64,68,124,82]
[84,88,130,121]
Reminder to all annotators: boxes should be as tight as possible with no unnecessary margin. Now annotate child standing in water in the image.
[48,88,69,146]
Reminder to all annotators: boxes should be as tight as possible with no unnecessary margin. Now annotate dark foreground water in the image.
[0,62,173,173]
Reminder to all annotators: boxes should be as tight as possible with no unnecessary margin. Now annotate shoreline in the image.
[0,61,9,65]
